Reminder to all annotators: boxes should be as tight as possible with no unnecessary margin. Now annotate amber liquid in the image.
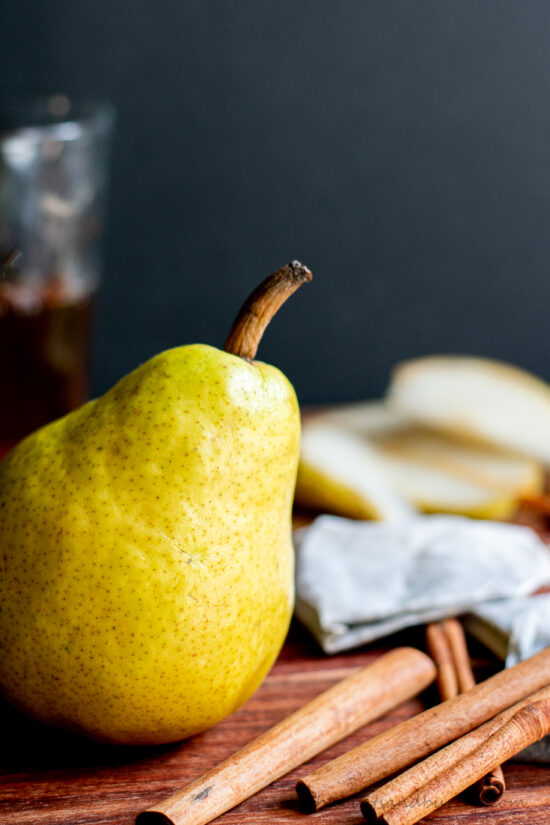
[0,281,95,456]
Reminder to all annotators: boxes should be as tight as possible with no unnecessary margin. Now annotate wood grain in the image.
[2,491,550,825]
[0,622,549,825]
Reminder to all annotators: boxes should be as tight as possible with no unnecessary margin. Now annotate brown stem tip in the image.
[224,260,312,360]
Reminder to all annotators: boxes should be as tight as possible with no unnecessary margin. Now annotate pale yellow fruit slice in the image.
[374,428,543,519]
[388,355,550,463]
[300,398,543,520]
[296,422,415,521]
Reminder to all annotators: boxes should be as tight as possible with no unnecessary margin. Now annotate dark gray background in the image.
[3,1,550,405]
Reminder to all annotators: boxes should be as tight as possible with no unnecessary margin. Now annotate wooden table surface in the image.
[2,617,550,825]
[2,489,550,825]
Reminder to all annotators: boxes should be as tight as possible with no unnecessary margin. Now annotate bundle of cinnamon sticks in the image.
[425,618,505,805]
[137,624,550,825]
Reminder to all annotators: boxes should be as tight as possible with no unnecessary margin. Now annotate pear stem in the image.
[224,261,312,360]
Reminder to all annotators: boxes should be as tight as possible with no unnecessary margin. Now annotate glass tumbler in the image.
[0,95,114,453]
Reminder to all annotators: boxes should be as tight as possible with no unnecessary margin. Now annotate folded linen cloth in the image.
[294,514,550,762]
[295,515,550,655]
[467,594,550,666]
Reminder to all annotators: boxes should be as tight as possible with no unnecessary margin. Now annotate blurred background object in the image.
[0,96,114,449]
[2,1,550,405]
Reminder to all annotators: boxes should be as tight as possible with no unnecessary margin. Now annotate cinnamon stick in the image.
[441,618,475,692]
[425,621,458,699]
[426,619,505,805]
[371,699,550,825]
[135,647,435,825]
[445,618,505,804]
[360,683,550,824]
[296,644,550,811]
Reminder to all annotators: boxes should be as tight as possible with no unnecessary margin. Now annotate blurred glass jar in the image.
[0,95,114,452]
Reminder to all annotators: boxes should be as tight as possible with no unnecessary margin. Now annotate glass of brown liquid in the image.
[0,95,114,455]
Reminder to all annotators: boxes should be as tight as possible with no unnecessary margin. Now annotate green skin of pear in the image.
[0,344,299,745]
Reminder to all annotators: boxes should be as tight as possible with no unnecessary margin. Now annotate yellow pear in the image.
[0,262,311,745]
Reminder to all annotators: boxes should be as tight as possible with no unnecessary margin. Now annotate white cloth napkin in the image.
[295,514,550,654]
[467,595,550,666]
[295,514,550,762]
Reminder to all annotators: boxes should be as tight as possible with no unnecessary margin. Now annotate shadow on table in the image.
[0,691,184,773]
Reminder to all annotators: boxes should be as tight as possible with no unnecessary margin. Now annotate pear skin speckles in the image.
[0,344,298,744]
